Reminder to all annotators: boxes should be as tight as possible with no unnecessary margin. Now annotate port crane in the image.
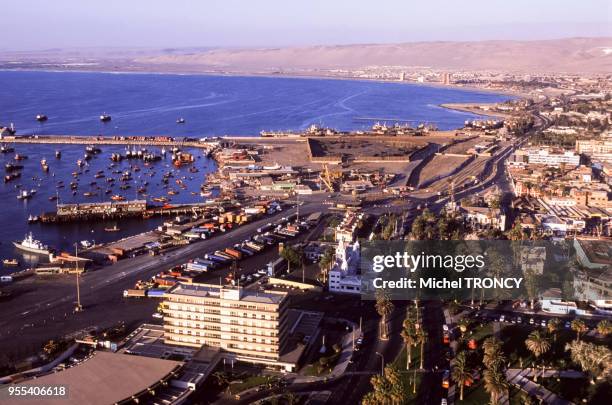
[319,164,342,192]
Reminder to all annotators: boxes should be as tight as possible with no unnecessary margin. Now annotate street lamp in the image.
[375,352,384,375]
[74,243,83,312]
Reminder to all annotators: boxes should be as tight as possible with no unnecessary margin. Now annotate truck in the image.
[186,262,209,272]
[246,241,264,252]
[194,258,217,268]
[123,289,146,298]
[224,248,243,260]
[236,245,255,256]
[215,250,235,260]
[205,253,231,264]
[257,223,273,233]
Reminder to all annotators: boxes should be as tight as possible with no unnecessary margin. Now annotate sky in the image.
[2,0,611,50]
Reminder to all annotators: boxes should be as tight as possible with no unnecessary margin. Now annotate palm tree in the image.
[482,337,505,370]
[400,319,417,369]
[417,328,428,370]
[212,371,229,393]
[547,318,560,342]
[483,367,508,405]
[525,330,551,381]
[362,365,406,405]
[375,291,394,340]
[565,340,612,384]
[571,319,588,341]
[596,319,611,337]
[452,351,473,401]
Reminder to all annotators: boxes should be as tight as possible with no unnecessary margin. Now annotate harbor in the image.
[0,141,219,273]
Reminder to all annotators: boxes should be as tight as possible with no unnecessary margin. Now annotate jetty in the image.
[1,134,218,149]
[39,199,220,223]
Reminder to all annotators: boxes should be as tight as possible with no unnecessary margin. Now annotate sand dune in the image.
[134,38,612,74]
[2,38,610,75]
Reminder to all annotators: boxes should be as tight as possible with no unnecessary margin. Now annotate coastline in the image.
[0,65,523,99]
[438,103,512,119]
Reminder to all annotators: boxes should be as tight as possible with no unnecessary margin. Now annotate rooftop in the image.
[0,351,181,405]
[168,283,287,305]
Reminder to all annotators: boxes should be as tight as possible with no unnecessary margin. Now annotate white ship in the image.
[13,233,51,255]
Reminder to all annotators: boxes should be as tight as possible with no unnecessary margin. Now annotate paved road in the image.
[0,203,326,358]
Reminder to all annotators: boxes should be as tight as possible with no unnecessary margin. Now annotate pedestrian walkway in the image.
[293,318,359,384]
[506,369,575,405]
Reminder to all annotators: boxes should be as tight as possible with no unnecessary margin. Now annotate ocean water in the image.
[0,71,510,273]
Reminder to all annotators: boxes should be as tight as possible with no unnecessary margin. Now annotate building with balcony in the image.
[162,283,296,371]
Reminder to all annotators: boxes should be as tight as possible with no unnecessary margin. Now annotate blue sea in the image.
[0,71,511,273]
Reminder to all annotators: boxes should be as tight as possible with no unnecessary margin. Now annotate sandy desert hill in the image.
[2,38,611,75]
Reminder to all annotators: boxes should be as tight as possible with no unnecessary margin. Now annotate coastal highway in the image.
[0,202,326,358]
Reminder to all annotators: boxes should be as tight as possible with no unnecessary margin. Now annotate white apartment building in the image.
[162,283,295,371]
[526,149,580,168]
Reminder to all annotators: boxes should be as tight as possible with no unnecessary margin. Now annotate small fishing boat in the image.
[80,240,94,249]
[17,189,32,200]
[104,225,120,232]
[176,118,185,124]
[2,258,18,266]
[55,150,61,158]
[36,114,48,122]
[100,113,111,122]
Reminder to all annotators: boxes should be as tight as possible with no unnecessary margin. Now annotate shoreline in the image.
[0,65,523,98]
[438,103,512,119]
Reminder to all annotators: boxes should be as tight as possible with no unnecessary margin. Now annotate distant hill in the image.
[134,37,612,75]
[2,38,611,75]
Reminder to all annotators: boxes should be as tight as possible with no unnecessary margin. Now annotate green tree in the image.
[571,319,588,342]
[362,365,407,405]
[596,319,612,337]
[452,351,473,401]
[565,340,612,384]
[375,291,394,340]
[483,367,508,405]
[400,319,417,369]
[411,215,426,240]
[280,245,303,273]
[482,338,506,371]
[417,328,428,370]
[524,330,551,381]
[547,318,561,343]
[318,246,336,283]
[524,270,539,310]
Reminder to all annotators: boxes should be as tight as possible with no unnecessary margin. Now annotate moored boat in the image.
[13,233,51,255]
[2,258,18,266]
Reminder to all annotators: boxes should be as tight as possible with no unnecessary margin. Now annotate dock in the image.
[39,200,220,223]
[1,134,218,149]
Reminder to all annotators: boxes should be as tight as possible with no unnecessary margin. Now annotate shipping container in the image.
[123,289,146,298]
[224,248,243,260]
[146,289,166,298]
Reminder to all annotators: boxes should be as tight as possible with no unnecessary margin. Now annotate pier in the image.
[39,200,220,223]
[1,134,217,149]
